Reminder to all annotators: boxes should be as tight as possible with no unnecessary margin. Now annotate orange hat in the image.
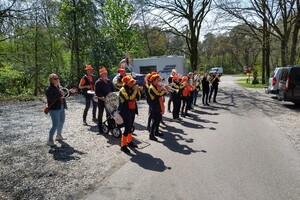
[122,76,131,84]
[150,74,160,82]
[172,74,179,81]
[181,76,188,82]
[151,71,157,76]
[146,73,152,81]
[99,67,107,74]
[85,65,93,70]
[129,78,136,84]
[118,68,126,73]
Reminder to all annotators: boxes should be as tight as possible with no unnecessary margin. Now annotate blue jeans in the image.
[49,105,65,141]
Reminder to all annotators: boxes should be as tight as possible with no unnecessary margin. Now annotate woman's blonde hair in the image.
[49,73,60,87]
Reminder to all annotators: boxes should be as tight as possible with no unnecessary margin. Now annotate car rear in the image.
[267,67,282,94]
[278,66,300,104]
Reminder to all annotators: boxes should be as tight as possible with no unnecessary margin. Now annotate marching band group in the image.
[45,64,220,153]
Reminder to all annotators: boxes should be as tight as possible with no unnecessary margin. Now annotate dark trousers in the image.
[188,91,194,109]
[172,95,181,119]
[193,90,199,105]
[150,111,161,136]
[202,90,209,104]
[147,108,152,128]
[181,96,190,116]
[83,94,97,121]
[123,109,135,136]
[98,100,109,132]
[168,95,172,111]
[209,85,218,102]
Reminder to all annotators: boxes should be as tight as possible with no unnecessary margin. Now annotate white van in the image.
[266,67,283,94]
[209,67,223,76]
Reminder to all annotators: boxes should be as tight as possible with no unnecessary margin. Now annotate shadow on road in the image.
[49,141,85,162]
[130,149,171,172]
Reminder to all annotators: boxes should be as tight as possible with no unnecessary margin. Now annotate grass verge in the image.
[0,94,38,103]
[236,78,267,89]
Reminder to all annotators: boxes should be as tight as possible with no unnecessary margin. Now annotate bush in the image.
[252,79,259,84]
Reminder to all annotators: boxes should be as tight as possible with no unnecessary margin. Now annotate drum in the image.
[105,92,119,113]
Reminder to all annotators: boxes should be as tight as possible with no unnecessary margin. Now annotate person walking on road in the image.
[201,73,210,106]
[78,65,97,125]
[209,71,220,103]
[45,73,67,147]
[94,67,115,135]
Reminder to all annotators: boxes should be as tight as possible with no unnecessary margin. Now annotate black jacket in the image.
[201,77,210,92]
[94,78,115,97]
[45,84,67,110]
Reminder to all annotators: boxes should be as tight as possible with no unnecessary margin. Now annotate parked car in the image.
[277,66,300,104]
[209,67,223,76]
[266,67,282,94]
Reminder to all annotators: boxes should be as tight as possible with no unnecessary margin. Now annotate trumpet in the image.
[158,82,179,93]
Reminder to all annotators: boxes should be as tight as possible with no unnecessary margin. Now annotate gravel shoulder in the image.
[0,77,299,199]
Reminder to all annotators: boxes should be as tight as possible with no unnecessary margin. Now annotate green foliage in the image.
[236,79,265,88]
[0,64,25,94]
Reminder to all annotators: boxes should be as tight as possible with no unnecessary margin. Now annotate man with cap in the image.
[167,69,177,112]
[171,74,185,121]
[113,68,127,90]
[148,74,166,141]
[209,71,220,103]
[78,65,97,125]
[118,75,141,153]
[94,67,115,134]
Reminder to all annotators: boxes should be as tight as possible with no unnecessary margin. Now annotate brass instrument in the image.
[60,87,77,98]
[159,82,179,93]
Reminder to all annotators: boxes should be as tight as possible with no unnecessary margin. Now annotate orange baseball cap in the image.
[85,65,93,70]
[151,71,157,76]
[129,78,136,84]
[150,74,160,82]
[181,76,188,82]
[146,73,152,81]
[99,67,107,74]
[172,74,179,81]
[122,76,131,84]
[118,68,126,73]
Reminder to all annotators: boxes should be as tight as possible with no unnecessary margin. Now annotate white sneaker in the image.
[55,135,65,141]
[47,140,56,146]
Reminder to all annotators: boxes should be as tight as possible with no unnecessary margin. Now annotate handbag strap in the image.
[47,98,60,109]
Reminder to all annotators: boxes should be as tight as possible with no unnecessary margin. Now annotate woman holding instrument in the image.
[118,76,141,153]
[181,76,195,117]
[171,74,185,121]
[45,73,67,147]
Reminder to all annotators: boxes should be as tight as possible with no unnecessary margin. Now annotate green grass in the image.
[236,78,267,89]
[0,94,38,103]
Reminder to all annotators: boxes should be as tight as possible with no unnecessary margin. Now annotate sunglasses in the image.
[53,77,59,80]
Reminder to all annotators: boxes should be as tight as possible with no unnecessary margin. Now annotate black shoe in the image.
[213,100,217,103]
[185,113,190,117]
[160,121,167,126]
[168,109,172,113]
[83,121,88,126]
[155,132,164,137]
[121,146,130,153]
[149,135,158,141]
[206,103,210,106]
[127,142,138,148]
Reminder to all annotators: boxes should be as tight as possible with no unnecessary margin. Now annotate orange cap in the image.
[146,73,152,81]
[85,65,93,70]
[129,78,136,84]
[118,68,126,73]
[151,71,157,76]
[150,74,160,82]
[99,67,107,74]
[122,75,131,84]
[172,74,179,81]
[181,76,188,82]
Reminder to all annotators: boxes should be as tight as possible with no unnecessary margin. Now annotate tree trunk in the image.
[290,0,300,65]
[266,27,271,81]
[73,0,80,84]
[262,0,267,84]
[281,39,287,66]
[34,12,38,96]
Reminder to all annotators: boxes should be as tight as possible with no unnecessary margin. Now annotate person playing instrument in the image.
[202,73,210,106]
[94,67,115,135]
[209,71,220,103]
[181,76,195,117]
[192,73,201,106]
[187,72,195,110]
[171,74,185,121]
[114,68,127,90]
[45,74,67,147]
[118,76,141,153]
[148,74,166,141]
[78,65,97,125]
[145,72,154,132]
[167,68,177,112]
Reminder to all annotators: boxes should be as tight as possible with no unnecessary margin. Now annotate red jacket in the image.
[182,85,194,97]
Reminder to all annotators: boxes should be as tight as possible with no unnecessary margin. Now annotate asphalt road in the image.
[85,76,300,200]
